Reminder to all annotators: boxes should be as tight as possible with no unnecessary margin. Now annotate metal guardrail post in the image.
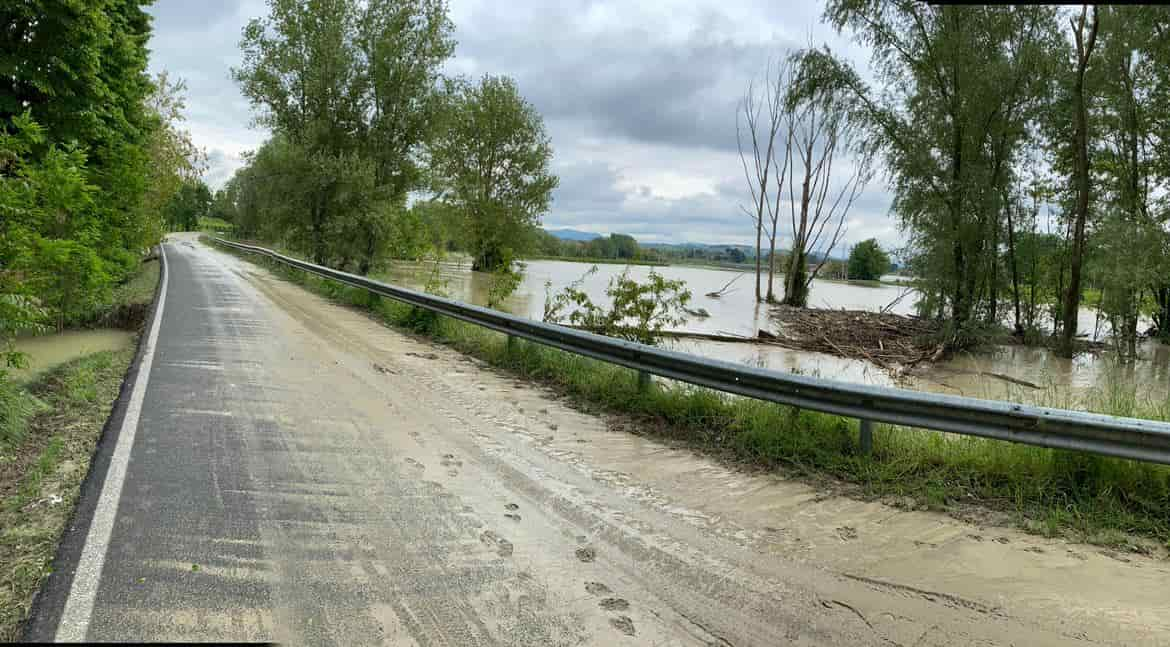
[638,370,651,392]
[859,419,874,455]
[507,334,517,353]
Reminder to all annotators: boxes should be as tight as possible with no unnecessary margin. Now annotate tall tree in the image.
[1057,5,1099,357]
[427,76,558,272]
[803,3,1060,341]
[781,53,870,307]
[737,61,787,302]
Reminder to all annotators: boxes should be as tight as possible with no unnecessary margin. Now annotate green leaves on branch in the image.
[543,267,692,346]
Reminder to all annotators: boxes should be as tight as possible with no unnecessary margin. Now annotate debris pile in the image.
[765,305,944,370]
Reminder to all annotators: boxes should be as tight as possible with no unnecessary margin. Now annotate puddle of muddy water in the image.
[11,329,136,382]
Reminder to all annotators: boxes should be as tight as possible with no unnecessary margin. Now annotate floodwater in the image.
[10,329,135,382]
[379,259,1170,411]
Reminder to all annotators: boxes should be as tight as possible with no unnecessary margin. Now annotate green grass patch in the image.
[0,348,135,641]
[198,216,234,234]
[215,240,1170,550]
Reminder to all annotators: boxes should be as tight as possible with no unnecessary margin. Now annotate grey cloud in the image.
[451,4,799,153]
[145,0,899,247]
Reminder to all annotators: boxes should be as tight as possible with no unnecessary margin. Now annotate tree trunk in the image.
[988,214,999,325]
[766,229,778,302]
[1153,286,1170,339]
[1059,6,1098,358]
[754,218,763,302]
[1005,194,1024,337]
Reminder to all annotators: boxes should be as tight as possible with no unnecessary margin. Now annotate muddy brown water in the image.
[380,259,1170,410]
[10,329,135,382]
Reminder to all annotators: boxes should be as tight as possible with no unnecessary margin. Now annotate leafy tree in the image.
[164,179,212,231]
[142,72,206,234]
[428,76,558,272]
[805,3,1062,336]
[847,239,890,281]
[233,0,453,273]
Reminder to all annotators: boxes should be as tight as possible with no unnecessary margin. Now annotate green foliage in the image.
[542,266,692,345]
[847,238,890,281]
[232,0,454,273]
[486,258,524,310]
[428,75,559,271]
[165,178,213,231]
[2,1,173,346]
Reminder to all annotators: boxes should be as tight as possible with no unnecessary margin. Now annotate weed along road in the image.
[25,234,1167,645]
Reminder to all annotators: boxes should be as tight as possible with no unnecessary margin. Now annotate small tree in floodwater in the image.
[542,267,692,345]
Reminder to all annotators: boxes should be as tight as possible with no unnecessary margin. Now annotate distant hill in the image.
[545,228,601,241]
[546,228,851,262]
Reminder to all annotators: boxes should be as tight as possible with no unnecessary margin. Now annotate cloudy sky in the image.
[145,0,898,250]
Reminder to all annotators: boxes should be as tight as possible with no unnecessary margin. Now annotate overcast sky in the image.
[145,0,897,250]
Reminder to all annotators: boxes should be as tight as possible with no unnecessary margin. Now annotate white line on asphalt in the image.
[54,242,170,642]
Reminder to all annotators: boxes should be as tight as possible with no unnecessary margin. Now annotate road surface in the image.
[27,234,1168,645]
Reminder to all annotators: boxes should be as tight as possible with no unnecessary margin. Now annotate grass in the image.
[0,255,157,640]
[0,348,136,641]
[214,239,1170,551]
[197,216,234,234]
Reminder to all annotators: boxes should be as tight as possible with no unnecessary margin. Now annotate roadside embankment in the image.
[0,255,159,640]
[210,237,1170,553]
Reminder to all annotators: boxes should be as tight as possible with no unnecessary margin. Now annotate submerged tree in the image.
[427,76,558,272]
[800,3,1062,343]
[847,238,890,281]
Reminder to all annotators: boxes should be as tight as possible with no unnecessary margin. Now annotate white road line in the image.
[54,243,170,642]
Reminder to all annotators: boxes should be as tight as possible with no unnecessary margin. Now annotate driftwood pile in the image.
[765,305,945,370]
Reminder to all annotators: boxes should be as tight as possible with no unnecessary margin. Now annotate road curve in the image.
[26,234,1155,645]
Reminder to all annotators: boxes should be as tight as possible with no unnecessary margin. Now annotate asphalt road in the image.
[25,234,1161,645]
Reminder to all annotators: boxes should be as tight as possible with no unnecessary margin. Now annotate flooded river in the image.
[380,258,1170,411]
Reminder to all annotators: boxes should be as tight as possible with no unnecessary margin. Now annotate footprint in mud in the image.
[504,503,519,511]
[403,457,424,470]
[609,615,635,636]
[584,582,611,596]
[575,546,596,563]
[599,598,629,612]
[504,513,521,522]
[548,423,558,431]
[406,351,439,360]
[480,530,514,557]
[440,454,462,468]
[835,526,858,541]
[539,408,549,414]
[447,469,459,477]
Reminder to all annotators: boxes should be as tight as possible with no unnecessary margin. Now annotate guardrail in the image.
[212,238,1170,465]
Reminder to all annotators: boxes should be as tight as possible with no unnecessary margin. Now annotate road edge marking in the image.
[54,242,170,642]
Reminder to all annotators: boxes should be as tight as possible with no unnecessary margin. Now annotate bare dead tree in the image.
[780,70,872,308]
[737,59,789,302]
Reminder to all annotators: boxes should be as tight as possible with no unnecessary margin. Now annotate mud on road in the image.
[49,233,1166,646]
